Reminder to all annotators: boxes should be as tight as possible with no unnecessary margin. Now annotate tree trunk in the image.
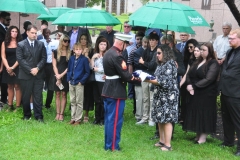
[224,0,240,26]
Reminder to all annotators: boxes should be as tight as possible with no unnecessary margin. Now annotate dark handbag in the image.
[87,70,96,82]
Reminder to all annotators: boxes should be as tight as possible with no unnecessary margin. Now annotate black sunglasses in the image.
[124,26,130,28]
[188,46,194,49]
[157,52,162,55]
[63,39,70,43]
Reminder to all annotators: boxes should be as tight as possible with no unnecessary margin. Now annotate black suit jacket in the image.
[16,39,47,80]
[219,47,240,98]
[68,27,91,44]
[0,25,6,62]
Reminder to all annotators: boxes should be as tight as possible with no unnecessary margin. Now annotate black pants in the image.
[93,81,104,122]
[20,78,44,119]
[1,83,8,103]
[221,94,240,149]
[180,86,187,121]
[44,63,54,108]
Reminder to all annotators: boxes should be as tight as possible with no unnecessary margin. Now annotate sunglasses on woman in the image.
[63,39,70,43]
[188,46,194,49]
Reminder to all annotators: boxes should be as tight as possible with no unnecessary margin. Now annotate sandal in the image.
[55,113,60,120]
[160,145,172,151]
[155,141,165,147]
[83,116,89,123]
[59,113,64,121]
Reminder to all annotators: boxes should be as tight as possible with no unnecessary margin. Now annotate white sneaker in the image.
[136,119,147,125]
[148,121,155,126]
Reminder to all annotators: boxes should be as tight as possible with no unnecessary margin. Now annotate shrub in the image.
[121,13,128,16]
[112,13,116,16]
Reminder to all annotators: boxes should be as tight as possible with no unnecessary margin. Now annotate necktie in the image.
[5,27,8,31]
[180,43,184,52]
[31,42,34,48]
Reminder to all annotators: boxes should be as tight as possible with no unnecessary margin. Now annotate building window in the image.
[202,0,211,10]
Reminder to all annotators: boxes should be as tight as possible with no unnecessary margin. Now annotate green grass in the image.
[0,93,238,160]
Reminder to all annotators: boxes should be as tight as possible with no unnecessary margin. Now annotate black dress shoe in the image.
[37,119,44,123]
[219,142,234,147]
[136,119,141,122]
[92,120,100,125]
[100,120,104,126]
[235,151,240,156]
[22,117,31,120]
[150,135,160,140]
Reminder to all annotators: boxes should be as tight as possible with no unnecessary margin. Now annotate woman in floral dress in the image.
[145,44,179,151]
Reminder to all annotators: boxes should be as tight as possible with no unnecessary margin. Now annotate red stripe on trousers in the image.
[112,99,120,150]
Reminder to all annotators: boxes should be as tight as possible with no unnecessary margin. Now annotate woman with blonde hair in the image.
[51,34,71,121]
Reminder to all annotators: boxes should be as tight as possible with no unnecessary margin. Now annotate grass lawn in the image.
[0,92,238,160]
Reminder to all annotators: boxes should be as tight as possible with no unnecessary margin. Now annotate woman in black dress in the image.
[52,34,71,121]
[179,39,199,123]
[1,26,22,110]
[183,42,220,144]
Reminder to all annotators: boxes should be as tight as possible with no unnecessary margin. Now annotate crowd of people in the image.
[1,11,240,156]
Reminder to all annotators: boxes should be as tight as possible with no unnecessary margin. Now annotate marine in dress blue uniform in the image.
[102,33,139,151]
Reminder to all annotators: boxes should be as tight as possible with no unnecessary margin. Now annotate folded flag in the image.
[133,70,156,81]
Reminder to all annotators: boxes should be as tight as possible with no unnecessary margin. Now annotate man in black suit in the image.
[21,20,32,40]
[0,11,11,109]
[175,32,189,55]
[16,25,47,122]
[99,26,116,47]
[219,28,240,156]
[68,26,91,51]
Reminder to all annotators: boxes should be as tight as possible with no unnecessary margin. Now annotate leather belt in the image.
[106,75,120,79]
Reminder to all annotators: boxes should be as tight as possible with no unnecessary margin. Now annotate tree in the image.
[224,0,240,26]
[86,0,102,7]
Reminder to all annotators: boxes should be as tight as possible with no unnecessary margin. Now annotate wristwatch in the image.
[11,67,14,70]
[37,67,40,71]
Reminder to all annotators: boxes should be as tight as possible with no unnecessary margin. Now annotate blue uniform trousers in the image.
[104,97,125,151]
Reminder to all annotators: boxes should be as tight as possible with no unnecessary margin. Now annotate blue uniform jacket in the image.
[67,54,90,85]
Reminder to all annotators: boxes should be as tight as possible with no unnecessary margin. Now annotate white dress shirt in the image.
[213,35,231,59]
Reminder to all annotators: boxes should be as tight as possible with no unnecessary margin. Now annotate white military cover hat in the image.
[114,33,132,42]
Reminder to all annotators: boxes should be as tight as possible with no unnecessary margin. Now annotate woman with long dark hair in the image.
[78,33,94,123]
[146,44,179,151]
[183,42,219,144]
[179,39,199,124]
[91,37,110,125]
[1,26,22,111]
